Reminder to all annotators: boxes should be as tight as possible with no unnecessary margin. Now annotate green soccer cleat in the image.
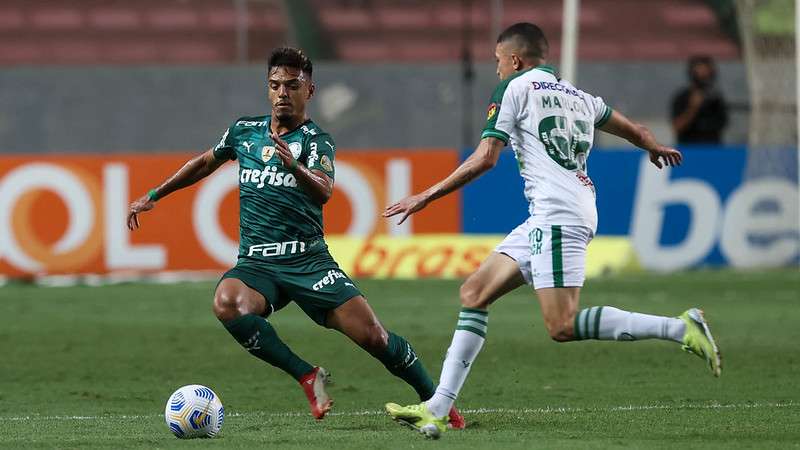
[385,402,447,439]
[680,308,722,377]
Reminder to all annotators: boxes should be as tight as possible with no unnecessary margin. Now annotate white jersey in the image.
[480,65,612,232]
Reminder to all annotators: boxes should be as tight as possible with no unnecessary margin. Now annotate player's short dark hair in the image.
[268,46,313,77]
[497,22,549,60]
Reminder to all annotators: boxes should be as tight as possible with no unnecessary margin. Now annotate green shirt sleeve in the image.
[212,125,237,160]
[305,133,335,179]
[480,79,512,144]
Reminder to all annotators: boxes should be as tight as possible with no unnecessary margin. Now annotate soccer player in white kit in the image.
[383,23,722,439]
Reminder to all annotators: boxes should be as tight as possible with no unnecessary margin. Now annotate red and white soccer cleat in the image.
[448,405,466,430]
[299,366,333,420]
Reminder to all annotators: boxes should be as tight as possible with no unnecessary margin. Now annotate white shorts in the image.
[495,218,594,289]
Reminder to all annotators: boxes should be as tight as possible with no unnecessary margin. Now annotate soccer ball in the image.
[164,384,224,439]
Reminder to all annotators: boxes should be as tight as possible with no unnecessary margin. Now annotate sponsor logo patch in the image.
[320,155,333,172]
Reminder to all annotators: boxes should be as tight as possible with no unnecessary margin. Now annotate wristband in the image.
[288,159,298,171]
[147,189,159,202]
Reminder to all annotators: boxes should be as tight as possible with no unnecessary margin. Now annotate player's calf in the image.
[214,279,316,384]
[327,296,435,401]
[571,306,684,342]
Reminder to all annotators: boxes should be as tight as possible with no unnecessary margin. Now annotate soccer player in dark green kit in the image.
[127,47,464,427]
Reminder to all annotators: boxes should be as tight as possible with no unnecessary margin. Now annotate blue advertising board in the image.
[461,147,799,269]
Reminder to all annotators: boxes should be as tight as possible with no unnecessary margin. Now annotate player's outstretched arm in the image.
[599,110,683,169]
[383,136,505,225]
[127,149,227,230]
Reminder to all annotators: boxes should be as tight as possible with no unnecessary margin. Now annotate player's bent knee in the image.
[213,290,263,322]
[212,292,240,322]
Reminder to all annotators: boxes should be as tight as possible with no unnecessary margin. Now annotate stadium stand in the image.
[0,0,285,64]
[0,0,738,64]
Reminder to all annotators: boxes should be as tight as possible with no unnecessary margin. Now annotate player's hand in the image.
[648,145,682,169]
[271,132,295,169]
[127,195,155,230]
[383,193,430,225]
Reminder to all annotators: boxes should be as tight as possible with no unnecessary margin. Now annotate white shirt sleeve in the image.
[495,81,524,138]
[586,91,612,127]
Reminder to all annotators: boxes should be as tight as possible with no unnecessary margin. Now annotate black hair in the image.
[497,22,549,60]
[268,46,313,77]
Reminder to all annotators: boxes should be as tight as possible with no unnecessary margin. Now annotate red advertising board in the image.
[0,150,460,276]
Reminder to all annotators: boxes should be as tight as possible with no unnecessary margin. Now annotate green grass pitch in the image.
[1,270,799,449]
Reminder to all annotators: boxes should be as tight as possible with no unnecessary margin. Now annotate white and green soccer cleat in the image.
[385,402,447,439]
[679,308,722,377]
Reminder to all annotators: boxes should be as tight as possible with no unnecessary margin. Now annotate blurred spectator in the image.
[670,55,729,144]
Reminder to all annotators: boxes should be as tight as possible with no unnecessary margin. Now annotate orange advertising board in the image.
[0,151,460,276]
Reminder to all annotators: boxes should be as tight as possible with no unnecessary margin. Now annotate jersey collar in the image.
[268,117,313,139]
[535,65,557,76]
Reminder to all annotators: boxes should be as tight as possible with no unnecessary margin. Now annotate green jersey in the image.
[212,115,336,263]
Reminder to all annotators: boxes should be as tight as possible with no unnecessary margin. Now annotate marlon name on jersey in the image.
[240,166,298,188]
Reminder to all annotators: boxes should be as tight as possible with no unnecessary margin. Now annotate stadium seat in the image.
[0,0,739,65]
[87,7,142,30]
[318,8,374,31]
[145,7,202,30]
[30,8,85,30]
[0,8,25,31]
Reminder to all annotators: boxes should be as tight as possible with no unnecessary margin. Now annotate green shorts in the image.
[219,249,362,326]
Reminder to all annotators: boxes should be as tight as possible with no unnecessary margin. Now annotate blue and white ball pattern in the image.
[165,385,224,439]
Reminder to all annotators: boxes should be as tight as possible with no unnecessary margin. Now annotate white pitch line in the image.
[2,401,795,422]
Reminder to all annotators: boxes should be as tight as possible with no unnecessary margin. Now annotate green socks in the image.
[223,316,434,399]
[377,332,435,401]
[222,314,314,381]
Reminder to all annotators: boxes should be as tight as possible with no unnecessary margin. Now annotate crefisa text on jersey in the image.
[240,166,298,188]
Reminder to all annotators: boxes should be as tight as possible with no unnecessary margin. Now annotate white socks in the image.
[426,308,488,418]
[575,306,685,342]
[426,305,683,418]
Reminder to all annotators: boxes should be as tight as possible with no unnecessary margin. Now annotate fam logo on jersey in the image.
[236,120,268,127]
[487,103,498,121]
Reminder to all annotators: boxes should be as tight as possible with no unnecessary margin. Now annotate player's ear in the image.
[512,54,523,71]
[307,82,315,100]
